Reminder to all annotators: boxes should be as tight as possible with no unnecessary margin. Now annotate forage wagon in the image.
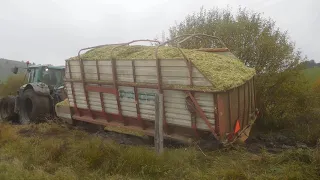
[56,34,258,144]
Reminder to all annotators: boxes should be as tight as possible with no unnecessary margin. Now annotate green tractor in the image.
[0,62,66,124]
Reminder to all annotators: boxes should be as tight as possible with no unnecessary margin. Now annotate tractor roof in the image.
[28,64,65,70]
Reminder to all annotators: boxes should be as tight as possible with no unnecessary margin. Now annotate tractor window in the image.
[28,68,36,83]
[52,70,64,87]
[41,68,64,87]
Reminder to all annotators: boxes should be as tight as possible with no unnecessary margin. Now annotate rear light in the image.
[234,120,241,134]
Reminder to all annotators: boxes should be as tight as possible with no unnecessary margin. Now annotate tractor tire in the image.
[19,89,50,124]
[0,96,17,121]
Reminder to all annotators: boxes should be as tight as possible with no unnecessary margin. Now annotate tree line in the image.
[301,59,320,68]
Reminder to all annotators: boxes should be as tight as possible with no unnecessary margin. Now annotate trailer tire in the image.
[0,96,17,121]
[19,89,50,124]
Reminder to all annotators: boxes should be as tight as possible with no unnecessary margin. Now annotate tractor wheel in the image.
[19,89,50,124]
[0,96,17,121]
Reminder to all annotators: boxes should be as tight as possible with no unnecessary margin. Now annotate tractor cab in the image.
[27,65,65,88]
[27,65,67,104]
[11,63,65,88]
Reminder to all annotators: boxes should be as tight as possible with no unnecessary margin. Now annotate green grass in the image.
[303,67,320,84]
[0,122,319,180]
[0,74,26,96]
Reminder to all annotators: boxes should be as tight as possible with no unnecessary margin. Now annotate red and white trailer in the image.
[56,34,258,145]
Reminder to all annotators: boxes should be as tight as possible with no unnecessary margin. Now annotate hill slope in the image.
[0,58,27,83]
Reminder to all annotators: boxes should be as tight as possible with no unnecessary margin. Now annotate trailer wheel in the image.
[0,96,17,121]
[19,89,50,124]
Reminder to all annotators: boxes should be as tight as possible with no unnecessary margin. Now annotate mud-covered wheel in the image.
[0,96,17,121]
[19,89,50,124]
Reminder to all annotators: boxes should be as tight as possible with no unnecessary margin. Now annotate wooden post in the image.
[154,93,164,154]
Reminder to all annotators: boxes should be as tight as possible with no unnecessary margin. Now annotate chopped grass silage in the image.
[69,45,255,91]
[55,98,69,107]
[0,122,319,180]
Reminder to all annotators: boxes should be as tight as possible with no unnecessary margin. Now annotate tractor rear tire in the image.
[19,89,50,124]
[0,96,17,122]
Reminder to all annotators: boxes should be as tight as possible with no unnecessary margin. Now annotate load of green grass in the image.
[55,98,69,107]
[0,122,319,180]
[69,45,255,91]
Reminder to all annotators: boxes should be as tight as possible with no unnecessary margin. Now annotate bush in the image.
[312,78,320,95]
[0,74,26,96]
[254,67,320,144]
[256,69,314,127]
[169,7,320,144]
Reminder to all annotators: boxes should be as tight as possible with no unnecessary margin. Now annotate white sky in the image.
[0,0,319,65]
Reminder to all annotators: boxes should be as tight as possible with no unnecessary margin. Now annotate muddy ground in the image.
[16,119,314,154]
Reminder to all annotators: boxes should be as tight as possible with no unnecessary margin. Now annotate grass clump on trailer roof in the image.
[69,45,256,91]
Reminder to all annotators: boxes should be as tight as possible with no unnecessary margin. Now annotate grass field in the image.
[0,122,319,180]
[303,67,320,84]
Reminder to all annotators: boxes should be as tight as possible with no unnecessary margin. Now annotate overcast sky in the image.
[0,0,319,65]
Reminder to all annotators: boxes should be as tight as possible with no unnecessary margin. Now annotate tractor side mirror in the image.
[11,67,18,74]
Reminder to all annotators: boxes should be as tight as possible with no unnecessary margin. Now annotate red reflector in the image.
[234,120,241,133]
